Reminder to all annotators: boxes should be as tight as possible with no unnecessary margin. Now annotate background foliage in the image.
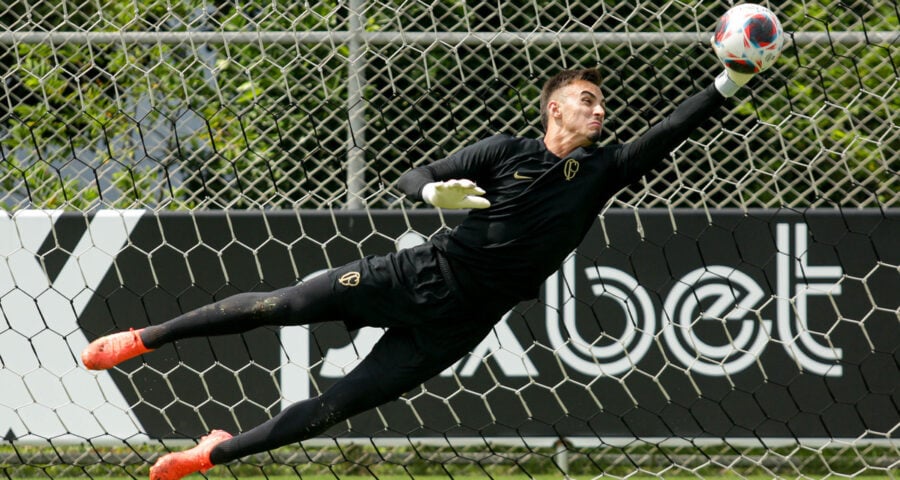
[0,1,897,210]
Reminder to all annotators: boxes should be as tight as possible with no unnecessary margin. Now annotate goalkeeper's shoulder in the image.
[467,132,529,152]
[475,133,546,159]
[449,132,538,166]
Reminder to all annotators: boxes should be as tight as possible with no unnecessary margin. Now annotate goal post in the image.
[1,1,898,479]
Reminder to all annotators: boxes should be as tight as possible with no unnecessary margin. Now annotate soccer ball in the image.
[712,3,784,75]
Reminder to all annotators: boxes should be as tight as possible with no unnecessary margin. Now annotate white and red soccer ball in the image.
[712,3,785,75]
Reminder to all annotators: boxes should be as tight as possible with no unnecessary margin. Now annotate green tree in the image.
[1,1,896,210]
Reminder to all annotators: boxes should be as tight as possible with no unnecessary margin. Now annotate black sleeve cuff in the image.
[397,167,435,201]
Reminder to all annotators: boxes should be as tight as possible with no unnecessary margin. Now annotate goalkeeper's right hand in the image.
[422,179,491,209]
[714,69,754,98]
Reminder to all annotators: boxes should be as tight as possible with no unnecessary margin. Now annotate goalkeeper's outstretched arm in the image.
[611,67,760,186]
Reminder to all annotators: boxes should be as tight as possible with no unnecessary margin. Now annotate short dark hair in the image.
[540,68,603,130]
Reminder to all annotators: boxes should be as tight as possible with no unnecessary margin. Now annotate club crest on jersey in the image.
[563,158,580,180]
[339,271,361,287]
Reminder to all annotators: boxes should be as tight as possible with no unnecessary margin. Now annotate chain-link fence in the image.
[1,1,897,211]
[1,3,898,478]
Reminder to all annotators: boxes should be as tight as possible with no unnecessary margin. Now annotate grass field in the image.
[53,477,899,480]
[8,443,894,480]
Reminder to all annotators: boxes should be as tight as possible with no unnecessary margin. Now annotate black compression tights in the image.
[136,274,390,464]
[139,274,338,349]
[209,357,398,465]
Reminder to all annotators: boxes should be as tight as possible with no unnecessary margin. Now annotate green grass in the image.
[51,477,899,480]
[7,443,895,479]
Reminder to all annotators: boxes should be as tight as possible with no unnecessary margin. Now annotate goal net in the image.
[1,1,898,478]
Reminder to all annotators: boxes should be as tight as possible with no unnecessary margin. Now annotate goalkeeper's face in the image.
[553,80,606,145]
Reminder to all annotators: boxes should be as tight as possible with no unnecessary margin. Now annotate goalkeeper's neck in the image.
[542,130,597,159]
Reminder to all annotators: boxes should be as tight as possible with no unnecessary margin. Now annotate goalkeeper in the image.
[82,66,752,480]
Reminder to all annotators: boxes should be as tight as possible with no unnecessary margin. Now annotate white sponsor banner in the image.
[0,210,147,443]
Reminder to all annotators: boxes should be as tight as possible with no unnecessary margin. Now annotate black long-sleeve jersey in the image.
[398,83,729,304]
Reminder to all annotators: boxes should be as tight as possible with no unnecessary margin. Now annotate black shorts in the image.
[328,243,510,330]
[321,243,515,399]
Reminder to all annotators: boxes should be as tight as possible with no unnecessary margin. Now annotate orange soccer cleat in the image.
[149,430,233,480]
[81,328,153,370]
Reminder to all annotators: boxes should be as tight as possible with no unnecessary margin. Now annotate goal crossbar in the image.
[1,30,896,46]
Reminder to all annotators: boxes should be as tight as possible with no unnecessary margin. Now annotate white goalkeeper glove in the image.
[421,179,491,209]
[714,69,755,98]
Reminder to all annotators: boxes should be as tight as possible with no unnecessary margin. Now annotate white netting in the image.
[0,1,898,479]
[0,1,897,210]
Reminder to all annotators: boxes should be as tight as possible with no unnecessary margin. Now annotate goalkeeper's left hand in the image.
[714,69,755,98]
